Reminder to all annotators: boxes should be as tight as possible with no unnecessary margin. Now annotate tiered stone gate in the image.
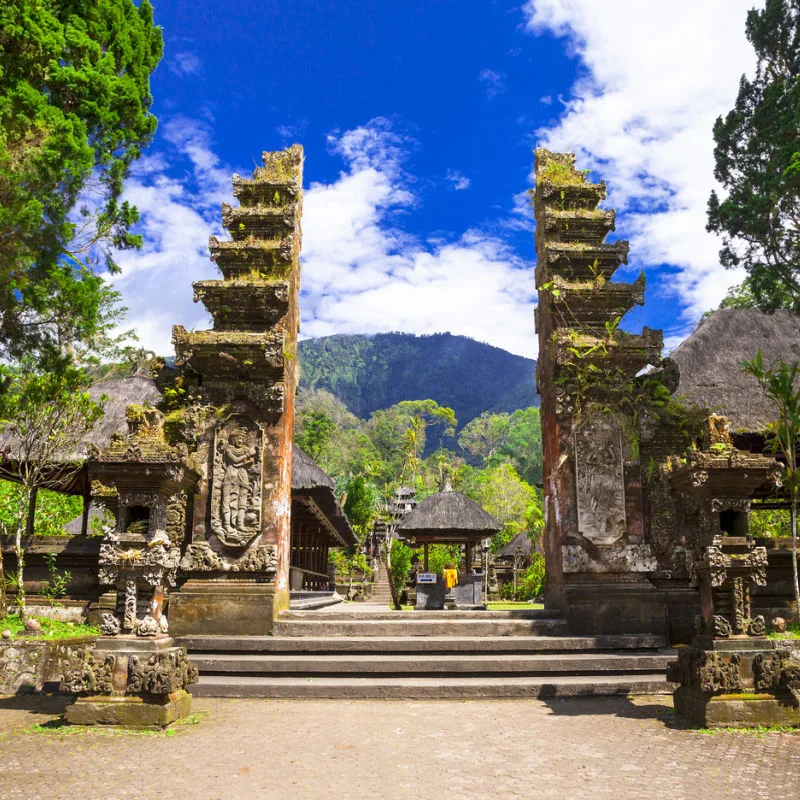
[169,146,304,635]
[532,150,666,636]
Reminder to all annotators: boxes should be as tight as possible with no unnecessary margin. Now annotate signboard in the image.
[416,572,437,584]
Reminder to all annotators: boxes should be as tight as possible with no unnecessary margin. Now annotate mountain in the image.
[297,332,538,426]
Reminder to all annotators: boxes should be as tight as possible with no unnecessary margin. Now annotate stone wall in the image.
[0,637,95,694]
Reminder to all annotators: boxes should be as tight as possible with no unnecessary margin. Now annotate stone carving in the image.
[165,491,188,547]
[561,543,657,574]
[60,651,115,695]
[210,421,264,548]
[689,470,708,488]
[667,649,742,694]
[180,542,278,573]
[710,497,750,513]
[100,613,120,636]
[573,415,626,545]
[62,646,197,696]
[712,615,732,638]
[97,525,179,636]
[748,615,766,637]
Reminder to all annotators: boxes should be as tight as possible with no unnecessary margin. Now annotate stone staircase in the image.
[181,608,676,699]
[369,561,393,605]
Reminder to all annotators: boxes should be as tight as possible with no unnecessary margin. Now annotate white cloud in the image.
[523,0,759,339]
[479,68,508,100]
[112,118,537,359]
[302,119,537,357]
[445,170,471,191]
[109,128,234,355]
[169,52,202,77]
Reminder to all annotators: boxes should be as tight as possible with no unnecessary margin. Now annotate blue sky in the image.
[112,0,762,359]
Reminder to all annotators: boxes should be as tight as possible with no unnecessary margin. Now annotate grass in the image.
[0,614,99,640]
[19,710,209,738]
[767,621,800,640]
[390,601,545,611]
[487,601,544,610]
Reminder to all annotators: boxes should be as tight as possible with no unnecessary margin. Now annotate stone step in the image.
[277,609,561,621]
[191,651,676,675]
[272,618,571,638]
[191,673,675,699]
[179,634,667,654]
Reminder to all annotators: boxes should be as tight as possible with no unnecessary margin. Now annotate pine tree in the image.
[707,0,800,312]
[0,0,163,370]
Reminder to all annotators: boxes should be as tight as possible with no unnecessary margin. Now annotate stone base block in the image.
[65,689,192,729]
[673,686,800,728]
[415,581,445,610]
[169,579,288,635]
[565,579,667,637]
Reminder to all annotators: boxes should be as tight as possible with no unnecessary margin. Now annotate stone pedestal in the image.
[453,575,484,608]
[668,638,800,728]
[66,690,192,729]
[416,581,445,610]
[169,579,288,635]
[61,635,198,729]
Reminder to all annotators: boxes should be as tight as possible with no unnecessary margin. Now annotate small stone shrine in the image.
[667,421,800,727]
[168,145,303,634]
[61,405,199,727]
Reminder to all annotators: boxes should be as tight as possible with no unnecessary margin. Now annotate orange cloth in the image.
[443,569,458,590]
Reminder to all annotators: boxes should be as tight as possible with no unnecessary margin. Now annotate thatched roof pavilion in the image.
[397,486,500,545]
[664,308,800,433]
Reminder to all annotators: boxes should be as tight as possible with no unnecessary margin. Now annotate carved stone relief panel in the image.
[573,414,627,545]
[209,417,264,549]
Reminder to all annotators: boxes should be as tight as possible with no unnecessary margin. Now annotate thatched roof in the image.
[0,375,160,464]
[292,445,335,491]
[397,489,501,541]
[495,531,534,560]
[665,309,800,433]
[291,444,356,546]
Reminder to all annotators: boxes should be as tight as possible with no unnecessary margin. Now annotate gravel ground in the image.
[1,694,799,800]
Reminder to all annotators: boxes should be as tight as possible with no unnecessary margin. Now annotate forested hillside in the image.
[298,333,538,427]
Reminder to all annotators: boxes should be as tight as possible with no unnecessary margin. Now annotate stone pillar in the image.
[169,146,303,635]
[532,150,665,635]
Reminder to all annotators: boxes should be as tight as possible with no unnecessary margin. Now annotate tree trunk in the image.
[382,543,402,611]
[792,493,800,622]
[0,539,6,618]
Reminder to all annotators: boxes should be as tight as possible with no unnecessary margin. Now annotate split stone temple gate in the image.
[11,144,797,661]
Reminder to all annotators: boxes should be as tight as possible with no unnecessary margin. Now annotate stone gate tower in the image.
[169,146,303,634]
[532,150,666,635]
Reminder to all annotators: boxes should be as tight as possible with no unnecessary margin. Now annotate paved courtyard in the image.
[0,694,798,800]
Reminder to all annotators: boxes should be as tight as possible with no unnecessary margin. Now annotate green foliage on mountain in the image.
[298,332,538,428]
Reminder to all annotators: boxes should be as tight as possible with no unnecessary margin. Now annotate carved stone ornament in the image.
[748,615,767,637]
[61,646,198,696]
[180,542,278,573]
[667,648,742,694]
[209,419,264,549]
[710,497,751,514]
[573,415,626,545]
[712,615,732,638]
[561,544,657,574]
[689,470,708,488]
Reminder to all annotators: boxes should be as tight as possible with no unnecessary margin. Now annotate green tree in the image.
[743,351,800,618]
[0,364,105,617]
[295,411,335,461]
[470,463,543,552]
[0,0,163,369]
[707,0,800,312]
[343,475,380,538]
